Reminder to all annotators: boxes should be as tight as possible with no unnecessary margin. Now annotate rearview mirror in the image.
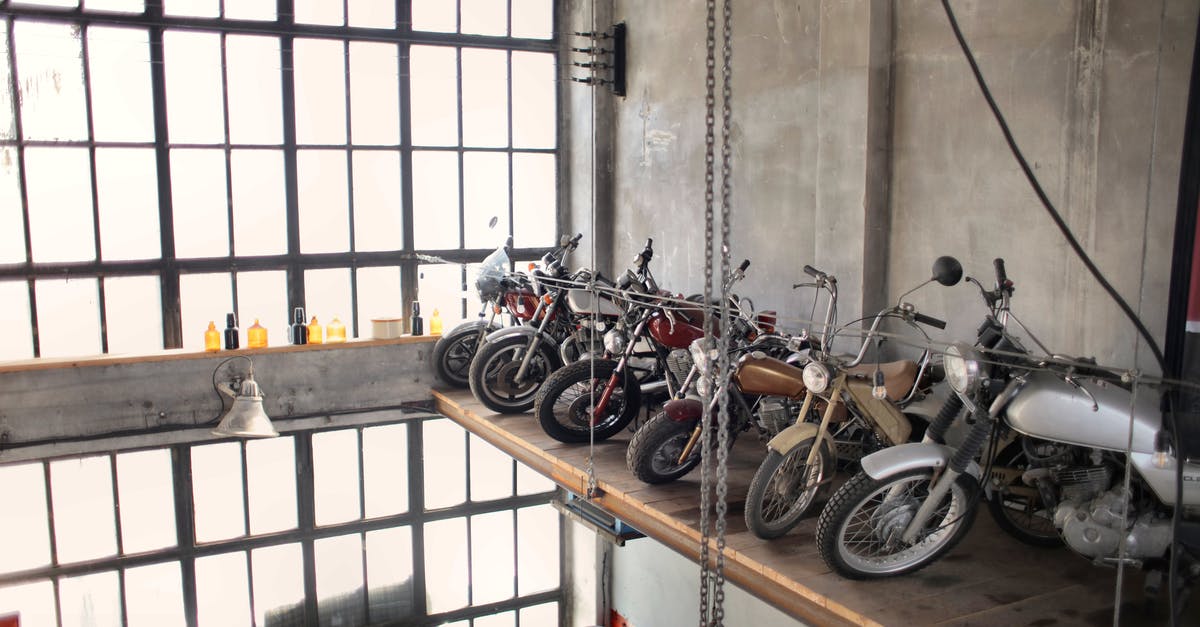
[932,256,963,287]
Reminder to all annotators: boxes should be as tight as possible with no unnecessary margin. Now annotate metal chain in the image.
[584,0,599,501]
[697,0,717,622]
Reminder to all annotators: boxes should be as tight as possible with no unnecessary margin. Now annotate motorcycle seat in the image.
[842,360,919,401]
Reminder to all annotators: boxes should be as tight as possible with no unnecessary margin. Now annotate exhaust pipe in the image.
[639,380,670,395]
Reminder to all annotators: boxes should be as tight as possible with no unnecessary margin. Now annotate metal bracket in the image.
[552,492,644,546]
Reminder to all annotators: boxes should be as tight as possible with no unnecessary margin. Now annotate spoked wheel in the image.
[986,440,1061,547]
[468,334,560,414]
[432,322,495,388]
[816,468,978,579]
[744,439,834,539]
[626,412,702,484]
[534,359,642,443]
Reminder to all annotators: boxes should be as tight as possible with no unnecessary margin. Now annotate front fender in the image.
[859,442,982,485]
[766,422,836,460]
[484,324,539,343]
[662,397,703,423]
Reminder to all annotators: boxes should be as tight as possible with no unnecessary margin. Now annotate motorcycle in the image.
[742,259,959,539]
[815,258,1200,589]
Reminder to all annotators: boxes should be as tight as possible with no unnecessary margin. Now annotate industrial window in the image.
[0,0,558,359]
[0,414,563,626]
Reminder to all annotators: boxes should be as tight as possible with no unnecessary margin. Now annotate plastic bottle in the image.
[248,319,268,348]
[308,316,324,344]
[223,313,240,350]
[290,307,308,345]
[430,308,443,336]
[326,316,347,343]
[204,321,221,352]
[410,301,424,336]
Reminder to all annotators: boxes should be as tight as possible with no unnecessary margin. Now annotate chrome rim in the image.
[553,376,626,433]
[758,445,823,528]
[649,430,695,475]
[480,344,548,403]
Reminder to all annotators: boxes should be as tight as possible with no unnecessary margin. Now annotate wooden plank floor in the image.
[433,387,1177,626]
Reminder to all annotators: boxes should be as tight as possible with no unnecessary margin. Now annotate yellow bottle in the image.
[308,316,324,344]
[247,319,268,348]
[430,308,443,335]
[204,321,221,352]
[326,316,347,343]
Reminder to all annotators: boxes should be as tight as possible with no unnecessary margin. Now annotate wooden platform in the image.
[433,388,1172,626]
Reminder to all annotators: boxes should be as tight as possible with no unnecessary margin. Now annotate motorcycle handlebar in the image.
[738,259,750,273]
[993,258,1007,287]
[913,312,947,330]
[803,264,826,280]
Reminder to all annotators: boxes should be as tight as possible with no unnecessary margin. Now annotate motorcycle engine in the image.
[665,349,693,390]
[756,398,792,435]
[1054,481,1173,563]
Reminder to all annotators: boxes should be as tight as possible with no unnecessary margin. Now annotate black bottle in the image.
[223,313,240,350]
[410,301,424,336]
[290,307,309,345]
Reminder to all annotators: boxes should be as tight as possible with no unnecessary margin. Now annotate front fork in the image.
[513,299,558,384]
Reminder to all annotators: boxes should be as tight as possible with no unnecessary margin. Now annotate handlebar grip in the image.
[738,259,750,273]
[993,258,1008,286]
[913,312,947,330]
[571,233,583,245]
[803,264,825,279]
[645,238,653,249]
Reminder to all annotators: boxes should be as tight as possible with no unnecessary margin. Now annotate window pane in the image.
[163,30,224,143]
[59,572,121,627]
[0,281,34,360]
[36,278,102,358]
[295,38,347,145]
[474,611,515,627]
[85,0,145,12]
[412,0,455,32]
[363,423,407,518]
[512,0,552,39]
[519,602,559,626]
[96,147,161,261]
[246,436,297,534]
[462,48,508,148]
[226,35,283,145]
[351,151,402,251]
[298,149,350,253]
[471,511,514,604]
[356,265,402,341]
[251,544,305,626]
[470,435,513,502]
[423,419,466,509]
[512,153,556,248]
[409,46,457,146]
[103,276,163,354]
[14,21,87,141]
[195,552,251,627]
[313,429,361,526]
[236,271,287,346]
[349,0,395,29]
[517,504,559,595]
[512,52,555,149]
[179,272,233,351]
[0,148,24,263]
[124,562,186,627]
[191,442,246,543]
[349,42,399,145]
[116,449,176,553]
[0,27,14,139]
[163,0,218,17]
[88,26,154,142]
[461,0,506,36]
[304,268,353,335]
[224,0,273,20]
[0,581,56,627]
[418,263,467,334]
[296,0,343,26]
[315,534,365,627]
[516,460,555,495]
[412,151,460,249]
[365,527,414,623]
[423,517,467,613]
[463,152,509,249]
[51,455,117,563]
[171,149,229,258]
[231,150,287,256]
[0,462,51,574]
[25,147,94,263]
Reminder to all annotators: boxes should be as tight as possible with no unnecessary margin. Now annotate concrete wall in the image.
[565,0,1197,374]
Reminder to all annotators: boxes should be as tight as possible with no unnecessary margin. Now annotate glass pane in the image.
[349,0,395,29]
[463,152,509,249]
[36,278,102,358]
[517,505,559,595]
[116,449,176,553]
[298,149,350,253]
[163,0,218,17]
[246,436,297,534]
[294,38,347,145]
[190,442,246,543]
[304,268,353,336]
[423,517,467,613]
[103,276,163,355]
[14,21,87,141]
[412,151,459,249]
[512,52,555,149]
[516,460,554,495]
[512,153,556,248]
[316,534,365,627]
[0,581,56,627]
[423,419,466,509]
[418,263,467,333]
[179,272,233,351]
[230,149,287,255]
[96,147,161,261]
[124,562,186,627]
[85,0,145,12]
[88,26,154,142]
[0,27,13,139]
[195,552,252,627]
[226,35,283,145]
[351,151,402,251]
[0,462,50,574]
[470,435,513,501]
[461,0,506,36]
[163,30,224,143]
[355,266,402,341]
[172,149,229,258]
[349,42,399,145]
[474,611,515,627]
[24,147,94,263]
[462,48,508,148]
[0,281,34,360]
[235,271,287,346]
[251,544,305,626]
[519,602,559,626]
[365,527,414,623]
[512,0,552,39]
[59,572,121,627]
[51,455,117,563]
[471,511,514,604]
[0,148,23,263]
[313,429,361,526]
[411,0,455,33]
[296,0,343,26]
[409,46,457,146]
[224,0,273,20]
[362,423,407,518]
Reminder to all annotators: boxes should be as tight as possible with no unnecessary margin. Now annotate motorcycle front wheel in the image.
[986,440,1061,547]
[816,468,978,579]
[626,412,702,484]
[469,334,560,414]
[744,438,834,539]
[534,359,642,443]
[432,321,496,388]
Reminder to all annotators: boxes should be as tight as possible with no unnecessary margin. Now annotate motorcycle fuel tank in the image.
[734,355,806,399]
[1004,370,1161,454]
[566,289,622,317]
[647,311,705,350]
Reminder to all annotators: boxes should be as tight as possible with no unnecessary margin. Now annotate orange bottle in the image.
[326,316,347,343]
[204,321,220,352]
[247,319,268,348]
[308,316,324,344]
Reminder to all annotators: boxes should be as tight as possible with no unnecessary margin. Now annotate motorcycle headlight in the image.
[696,374,711,397]
[944,343,982,395]
[802,362,830,394]
[604,329,629,355]
[689,338,712,376]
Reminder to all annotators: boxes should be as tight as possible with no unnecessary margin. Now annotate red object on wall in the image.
[609,609,632,627]
[0,613,19,627]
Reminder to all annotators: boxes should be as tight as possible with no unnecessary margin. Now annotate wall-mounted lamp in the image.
[212,356,278,438]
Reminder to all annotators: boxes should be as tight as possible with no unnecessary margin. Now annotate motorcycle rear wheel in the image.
[534,359,642,443]
[985,440,1061,547]
[744,439,834,539]
[816,468,978,579]
[432,321,496,388]
[626,412,702,484]
[469,334,559,414]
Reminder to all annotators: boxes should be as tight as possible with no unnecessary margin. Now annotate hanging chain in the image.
[697,0,717,621]
[584,0,600,501]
